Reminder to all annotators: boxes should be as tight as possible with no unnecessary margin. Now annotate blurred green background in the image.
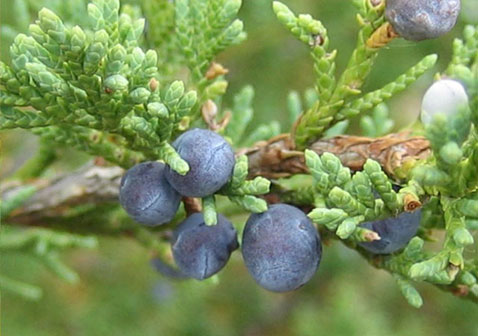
[2,0,478,335]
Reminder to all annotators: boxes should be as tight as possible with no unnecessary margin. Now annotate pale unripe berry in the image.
[385,0,461,41]
[420,79,469,125]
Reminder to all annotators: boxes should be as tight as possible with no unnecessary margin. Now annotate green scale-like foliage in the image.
[306,150,408,241]
[0,185,98,300]
[295,21,478,306]
[273,0,438,149]
[0,0,199,173]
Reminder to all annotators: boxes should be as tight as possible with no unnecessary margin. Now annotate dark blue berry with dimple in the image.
[119,161,181,226]
[171,213,239,280]
[165,128,235,197]
[359,209,422,254]
[242,204,322,292]
[385,0,460,41]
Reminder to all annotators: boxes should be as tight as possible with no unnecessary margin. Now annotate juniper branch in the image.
[3,132,430,225]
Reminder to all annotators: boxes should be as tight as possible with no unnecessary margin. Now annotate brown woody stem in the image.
[244,132,430,179]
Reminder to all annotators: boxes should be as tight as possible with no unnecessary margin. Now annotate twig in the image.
[244,132,430,179]
[4,132,431,224]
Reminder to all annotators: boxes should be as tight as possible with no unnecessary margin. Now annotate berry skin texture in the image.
[242,204,322,293]
[385,0,461,41]
[171,213,239,280]
[150,258,189,280]
[421,79,469,125]
[119,161,181,226]
[165,128,235,197]
[359,210,422,255]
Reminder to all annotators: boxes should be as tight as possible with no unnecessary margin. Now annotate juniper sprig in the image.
[1,0,478,307]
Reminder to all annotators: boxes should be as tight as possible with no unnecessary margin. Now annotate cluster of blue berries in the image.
[120,128,421,292]
[120,128,242,281]
[119,128,236,226]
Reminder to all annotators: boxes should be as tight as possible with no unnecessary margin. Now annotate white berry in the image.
[421,79,469,125]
